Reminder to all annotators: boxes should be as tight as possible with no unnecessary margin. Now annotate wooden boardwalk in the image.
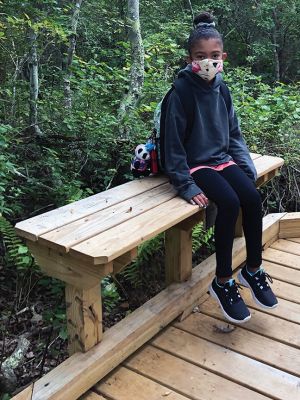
[83,237,300,400]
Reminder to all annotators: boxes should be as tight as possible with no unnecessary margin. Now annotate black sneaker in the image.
[238,266,278,309]
[209,278,251,324]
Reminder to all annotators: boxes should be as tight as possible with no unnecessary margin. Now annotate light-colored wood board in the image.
[279,213,300,238]
[263,247,300,270]
[260,260,300,286]
[24,249,218,400]
[11,384,33,400]
[250,153,262,160]
[199,296,300,348]
[80,391,107,400]
[66,283,102,354]
[15,175,168,241]
[254,155,284,178]
[268,278,300,304]
[113,248,138,275]
[174,312,300,376]
[151,327,300,400]
[27,242,111,289]
[165,226,192,285]
[288,237,300,244]
[39,183,176,252]
[14,213,284,400]
[238,285,300,324]
[271,239,300,256]
[70,197,205,264]
[125,345,268,400]
[95,366,189,400]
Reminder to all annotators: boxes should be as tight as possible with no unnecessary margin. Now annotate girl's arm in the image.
[164,90,203,202]
[227,93,257,182]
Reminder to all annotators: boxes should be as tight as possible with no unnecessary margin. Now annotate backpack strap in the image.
[220,81,231,114]
[173,77,195,139]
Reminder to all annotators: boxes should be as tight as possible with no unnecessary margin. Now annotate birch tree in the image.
[118,0,144,139]
[28,27,42,136]
[63,0,83,109]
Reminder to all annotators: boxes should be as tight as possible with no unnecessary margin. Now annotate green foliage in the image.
[0,215,34,269]
[101,276,121,311]
[192,223,215,254]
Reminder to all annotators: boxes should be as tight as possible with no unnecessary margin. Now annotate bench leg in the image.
[65,283,102,355]
[165,226,193,285]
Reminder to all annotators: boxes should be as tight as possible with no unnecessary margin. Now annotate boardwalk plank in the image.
[263,248,300,270]
[199,297,300,348]
[125,346,268,400]
[260,261,300,286]
[94,366,189,400]
[151,327,300,400]
[271,239,300,256]
[240,288,300,324]
[80,391,107,400]
[174,313,300,376]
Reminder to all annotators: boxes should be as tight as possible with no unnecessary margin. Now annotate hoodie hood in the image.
[178,63,223,91]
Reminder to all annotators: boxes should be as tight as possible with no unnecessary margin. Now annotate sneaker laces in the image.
[253,268,273,290]
[223,279,243,305]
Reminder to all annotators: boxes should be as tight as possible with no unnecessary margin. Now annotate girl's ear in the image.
[222,52,227,61]
[186,55,192,64]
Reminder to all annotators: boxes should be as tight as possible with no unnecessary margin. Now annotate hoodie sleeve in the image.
[227,92,257,182]
[164,90,203,201]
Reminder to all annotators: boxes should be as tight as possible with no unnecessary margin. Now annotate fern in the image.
[0,215,34,270]
[192,222,215,253]
[119,233,164,288]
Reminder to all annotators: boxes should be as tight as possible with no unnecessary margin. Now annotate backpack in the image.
[153,76,231,172]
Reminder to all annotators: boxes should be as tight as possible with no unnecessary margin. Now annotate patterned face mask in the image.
[192,59,223,81]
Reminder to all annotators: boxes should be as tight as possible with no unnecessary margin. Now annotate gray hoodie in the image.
[164,66,257,201]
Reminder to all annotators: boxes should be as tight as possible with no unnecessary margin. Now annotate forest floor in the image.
[0,244,213,399]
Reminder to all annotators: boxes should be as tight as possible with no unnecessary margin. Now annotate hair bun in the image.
[193,12,215,29]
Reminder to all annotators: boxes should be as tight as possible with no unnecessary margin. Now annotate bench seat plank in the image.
[254,155,284,177]
[70,197,204,264]
[39,183,176,252]
[15,175,168,241]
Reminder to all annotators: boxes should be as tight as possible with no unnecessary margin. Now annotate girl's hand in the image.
[190,193,209,208]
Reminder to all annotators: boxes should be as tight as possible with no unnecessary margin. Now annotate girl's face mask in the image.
[192,59,223,81]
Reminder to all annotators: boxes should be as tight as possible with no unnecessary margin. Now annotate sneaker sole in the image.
[208,284,251,324]
[237,271,278,309]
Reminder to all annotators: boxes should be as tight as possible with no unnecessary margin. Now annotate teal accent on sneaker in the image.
[216,277,235,287]
[246,265,263,276]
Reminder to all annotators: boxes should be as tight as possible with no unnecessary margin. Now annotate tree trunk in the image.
[184,0,194,23]
[28,28,42,136]
[118,0,144,139]
[272,9,280,82]
[63,0,83,109]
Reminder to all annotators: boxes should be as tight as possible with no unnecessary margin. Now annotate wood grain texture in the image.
[125,345,268,400]
[95,366,189,400]
[199,296,300,348]
[174,312,300,376]
[151,327,300,400]
[66,283,102,354]
[271,238,300,256]
[279,213,300,238]
[165,226,192,285]
[70,196,201,264]
[27,242,111,289]
[39,183,176,252]
[80,391,107,400]
[15,175,168,241]
[263,247,300,270]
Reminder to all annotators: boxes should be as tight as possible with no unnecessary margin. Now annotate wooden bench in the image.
[15,153,284,356]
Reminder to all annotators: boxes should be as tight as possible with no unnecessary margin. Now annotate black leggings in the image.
[192,165,262,277]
